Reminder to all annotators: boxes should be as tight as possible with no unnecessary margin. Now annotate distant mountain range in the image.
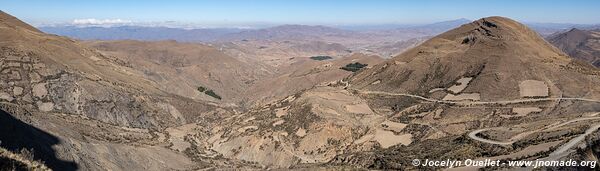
[547,28,600,67]
[40,26,245,42]
[526,22,600,36]
[38,19,473,43]
[39,19,598,43]
[334,18,471,31]
[216,24,355,41]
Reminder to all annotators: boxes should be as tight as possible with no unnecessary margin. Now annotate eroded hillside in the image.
[0,10,247,170]
[180,17,600,170]
[1,10,600,170]
[85,40,272,102]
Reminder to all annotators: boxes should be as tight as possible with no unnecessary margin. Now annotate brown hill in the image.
[328,16,600,169]
[241,53,383,106]
[0,11,40,33]
[547,28,600,67]
[196,17,600,169]
[349,16,600,101]
[216,39,352,67]
[84,40,272,102]
[0,10,239,170]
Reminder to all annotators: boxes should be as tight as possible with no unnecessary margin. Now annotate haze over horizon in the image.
[2,0,600,28]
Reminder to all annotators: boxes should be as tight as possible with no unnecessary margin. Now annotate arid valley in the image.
[2,1,600,170]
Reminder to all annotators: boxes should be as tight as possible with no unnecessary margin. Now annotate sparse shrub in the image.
[197,85,221,100]
[0,147,49,171]
[197,86,206,92]
[340,62,368,72]
[309,55,333,61]
[205,90,221,100]
[18,149,34,161]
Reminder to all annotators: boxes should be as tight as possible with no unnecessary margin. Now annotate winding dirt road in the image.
[354,90,600,105]
[354,89,600,149]
[468,116,600,165]
[349,87,600,165]
[345,85,600,170]
[468,116,600,146]
[468,128,515,145]
[545,123,600,160]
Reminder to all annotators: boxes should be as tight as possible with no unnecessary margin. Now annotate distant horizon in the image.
[32,18,599,31]
[13,16,600,30]
[2,0,600,28]
[34,18,474,29]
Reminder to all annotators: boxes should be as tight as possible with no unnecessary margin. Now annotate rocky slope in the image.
[1,11,191,129]
[0,10,242,170]
[331,16,600,170]
[193,17,600,170]
[0,146,50,171]
[349,17,600,101]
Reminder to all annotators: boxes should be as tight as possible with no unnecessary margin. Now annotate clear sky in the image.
[1,0,599,27]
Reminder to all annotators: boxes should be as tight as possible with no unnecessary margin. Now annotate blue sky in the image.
[1,0,599,27]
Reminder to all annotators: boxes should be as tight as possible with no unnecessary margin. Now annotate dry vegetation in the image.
[1,10,599,171]
[0,147,50,171]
